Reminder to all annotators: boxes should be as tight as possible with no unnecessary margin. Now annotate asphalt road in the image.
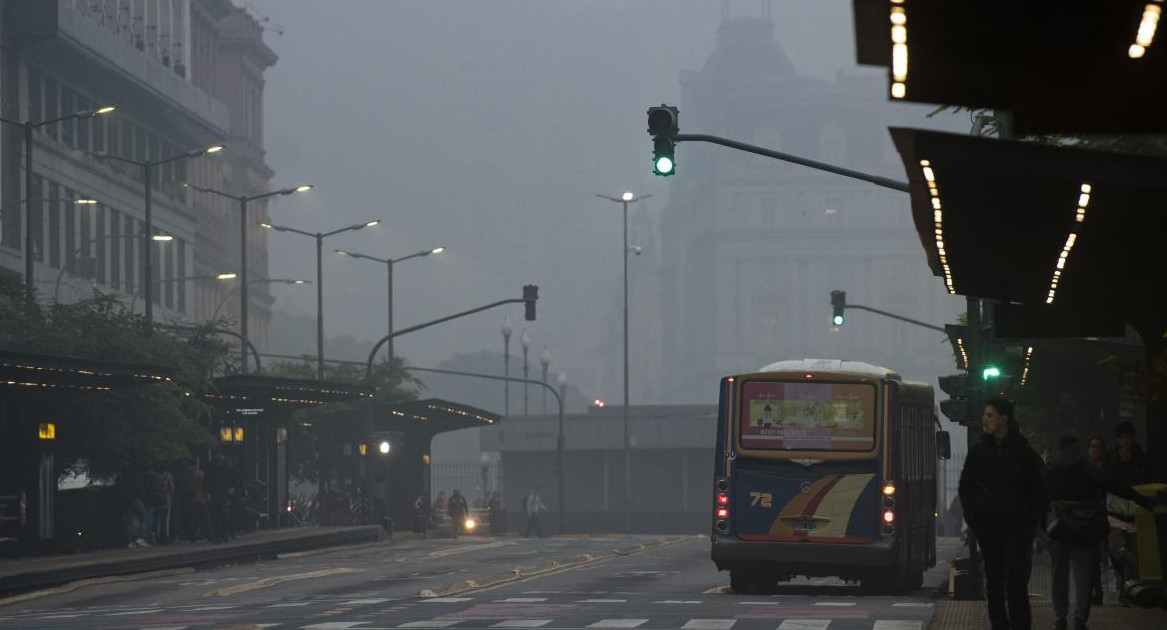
[0,535,944,630]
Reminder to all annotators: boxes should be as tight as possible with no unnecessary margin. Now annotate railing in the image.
[430,461,501,509]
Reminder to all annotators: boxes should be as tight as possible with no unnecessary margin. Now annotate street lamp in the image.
[211,278,310,322]
[52,232,173,304]
[184,182,313,373]
[540,347,552,414]
[502,315,513,416]
[262,219,381,379]
[84,144,223,323]
[520,330,531,415]
[1,104,116,302]
[336,245,445,362]
[557,371,568,409]
[596,190,652,534]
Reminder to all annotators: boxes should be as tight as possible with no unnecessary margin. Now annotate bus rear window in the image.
[739,381,876,451]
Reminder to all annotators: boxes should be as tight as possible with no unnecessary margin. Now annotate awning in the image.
[305,398,501,436]
[889,128,1167,338]
[853,0,1167,134]
[207,375,373,409]
[0,349,174,393]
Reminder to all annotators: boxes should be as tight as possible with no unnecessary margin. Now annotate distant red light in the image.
[717,493,729,505]
[804,373,813,379]
[716,507,729,519]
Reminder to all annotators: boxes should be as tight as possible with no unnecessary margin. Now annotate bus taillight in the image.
[882,509,895,524]
[717,507,729,519]
[882,482,896,496]
[717,493,729,505]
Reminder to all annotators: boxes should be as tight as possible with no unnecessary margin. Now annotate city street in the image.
[0,536,942,630]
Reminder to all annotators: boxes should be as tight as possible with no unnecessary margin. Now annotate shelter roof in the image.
[0,349,174,393]
[207,375,373,408]
[305,398,500,436]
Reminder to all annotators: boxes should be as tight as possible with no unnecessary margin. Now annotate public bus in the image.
[710,359,950,594]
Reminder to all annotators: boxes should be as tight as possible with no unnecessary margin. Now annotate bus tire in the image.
[730,568,775,594]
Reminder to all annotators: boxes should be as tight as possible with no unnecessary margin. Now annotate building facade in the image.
[0,0,276,350]
[650,15,966,403]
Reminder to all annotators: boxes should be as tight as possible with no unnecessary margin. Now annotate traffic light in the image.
[523,284,538,321]
[647,104,679,176]
[938,373,974,425]
[830,290,846,326]
[982,366,1001,380]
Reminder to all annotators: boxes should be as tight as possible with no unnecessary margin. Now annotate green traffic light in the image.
[654,155,674,175]
[982,366,1001,380]
[832,314,844,326]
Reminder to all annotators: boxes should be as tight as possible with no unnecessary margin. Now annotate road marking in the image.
[204,568,357,597]
[36,615,86,619]
[872,622,923,630]
[577,599,627,603]
[428,541,516,558]
[302,623,371,629]
[187,605,237,611]
[890,602,933,608]
[498,598,548,603]
[588,620,648,628]
[738,601,781,605]
[342,599,394,606]
[422,598,475,603]
[682,620,736,630]
[655,600,702,604]
[490,621,551,628]
[106,609,162,615]
[778,621,831,630]
[138,627,189,630]
[812,601,856,606]
[269,602,312,607]
[398,622,463,628]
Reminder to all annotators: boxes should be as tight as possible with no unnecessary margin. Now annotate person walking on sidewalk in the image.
[522,486,548,538]
[959,397,1047,630]
[148,462,175,545]
[1045,435,1109,630]
[177,458,211,542]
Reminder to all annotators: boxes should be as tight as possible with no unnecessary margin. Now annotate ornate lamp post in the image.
[521,330,531,415]
[502,315,513,416]
[540,347,552,414]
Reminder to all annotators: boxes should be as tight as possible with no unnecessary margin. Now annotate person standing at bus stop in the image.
[959,397,1047,630]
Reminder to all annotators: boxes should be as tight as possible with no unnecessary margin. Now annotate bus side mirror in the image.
[936,430,952,460]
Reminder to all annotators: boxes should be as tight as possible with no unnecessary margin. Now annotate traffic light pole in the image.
[842,303,946,333]
[963,295,986,600]
[672,134,910,193]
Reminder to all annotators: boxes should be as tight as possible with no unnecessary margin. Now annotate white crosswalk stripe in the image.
[681,620,736,630]
[138,626,189,630]
[587,620,648,629]
[871,621,923,630]
[398,622,464,628]
[498,598,549,603]
[301,623,370,629]
[106,609,163,616]
[777,621,831,630]
[423,597,475,603]
[811,601,856,606]
[891,602,933,608]
[269,602,313,607]
[578,599,628,603]
[341,598,393,605]
[490,621,552,628]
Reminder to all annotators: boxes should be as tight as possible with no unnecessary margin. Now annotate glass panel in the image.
[739,381,877,451]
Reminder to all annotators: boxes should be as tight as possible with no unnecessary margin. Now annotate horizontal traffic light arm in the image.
[673,134,910,193]
[364,296,532,383]
[843,303,946,333]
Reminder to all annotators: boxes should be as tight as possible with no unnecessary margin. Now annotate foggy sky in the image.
[244,0,913,402]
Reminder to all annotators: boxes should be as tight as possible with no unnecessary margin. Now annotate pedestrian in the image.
[1045,435,1109,630]
[432,491,448,527]
[148,462,175,545]
[177,458,211,541]
[448,489,468,533]
[1101,421,1150,593]
[115,465,151,548]
[522,486,548,538]
[958,397,1046,630]
[205,452,238,543]
[487,491,506,533]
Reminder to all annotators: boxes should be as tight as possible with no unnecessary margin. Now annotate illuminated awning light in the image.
[890,1,908,98]
[956,338,970,370]
[1129,2,1163,58]
[1020,346,1035,387]
[1046,183,1091,304]
[921,159,955,293]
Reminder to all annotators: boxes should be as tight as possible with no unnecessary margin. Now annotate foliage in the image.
[264,355,423,402]
[0,276,226,479]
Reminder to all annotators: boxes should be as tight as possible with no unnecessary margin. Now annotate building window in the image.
[164,239,174,309]
[109,209,121,289]
[30,175,43,262]
[177,238,187,313]
[64,188,76,273]
[44,77,58,139]
[48,181,61,268]
[76,96,92,151]
[95,204,107,285]
[124,217,135,295]
[60,88,75,147]
[107,117,121,155]
[28,67,42,122]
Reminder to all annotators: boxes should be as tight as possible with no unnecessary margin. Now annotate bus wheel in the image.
[730,568,776,595]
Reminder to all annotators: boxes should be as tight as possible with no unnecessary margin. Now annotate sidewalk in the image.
[930,542,1166,629]
[0,525,382,598]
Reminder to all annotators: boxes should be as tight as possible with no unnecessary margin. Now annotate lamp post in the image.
[129,272,235,313]
[262,219,381,379]
[557,371,567,405]
[520,330,531,415]
[1,104,115,303]
[502,315,513,415]
[85,144,223,323]
[480,451,491,508]
[211,278,309,323]
[540,347,551,414]
[53,232,173,304]
[184,182,313,373]
[596,190,651,534]
[336,246,445,362]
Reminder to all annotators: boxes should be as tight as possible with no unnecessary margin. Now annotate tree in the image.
[0,276,225,479]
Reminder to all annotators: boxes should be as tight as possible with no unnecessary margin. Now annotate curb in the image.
[0,526,382,600]
[0,568,196,608]
[418,536,683,598]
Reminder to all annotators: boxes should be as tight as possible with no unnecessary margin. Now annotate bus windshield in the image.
[739,380,876,451]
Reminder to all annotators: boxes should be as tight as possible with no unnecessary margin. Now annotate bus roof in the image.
[755,358,902,381]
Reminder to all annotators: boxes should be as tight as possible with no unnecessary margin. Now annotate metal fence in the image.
[430,461,501,508]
